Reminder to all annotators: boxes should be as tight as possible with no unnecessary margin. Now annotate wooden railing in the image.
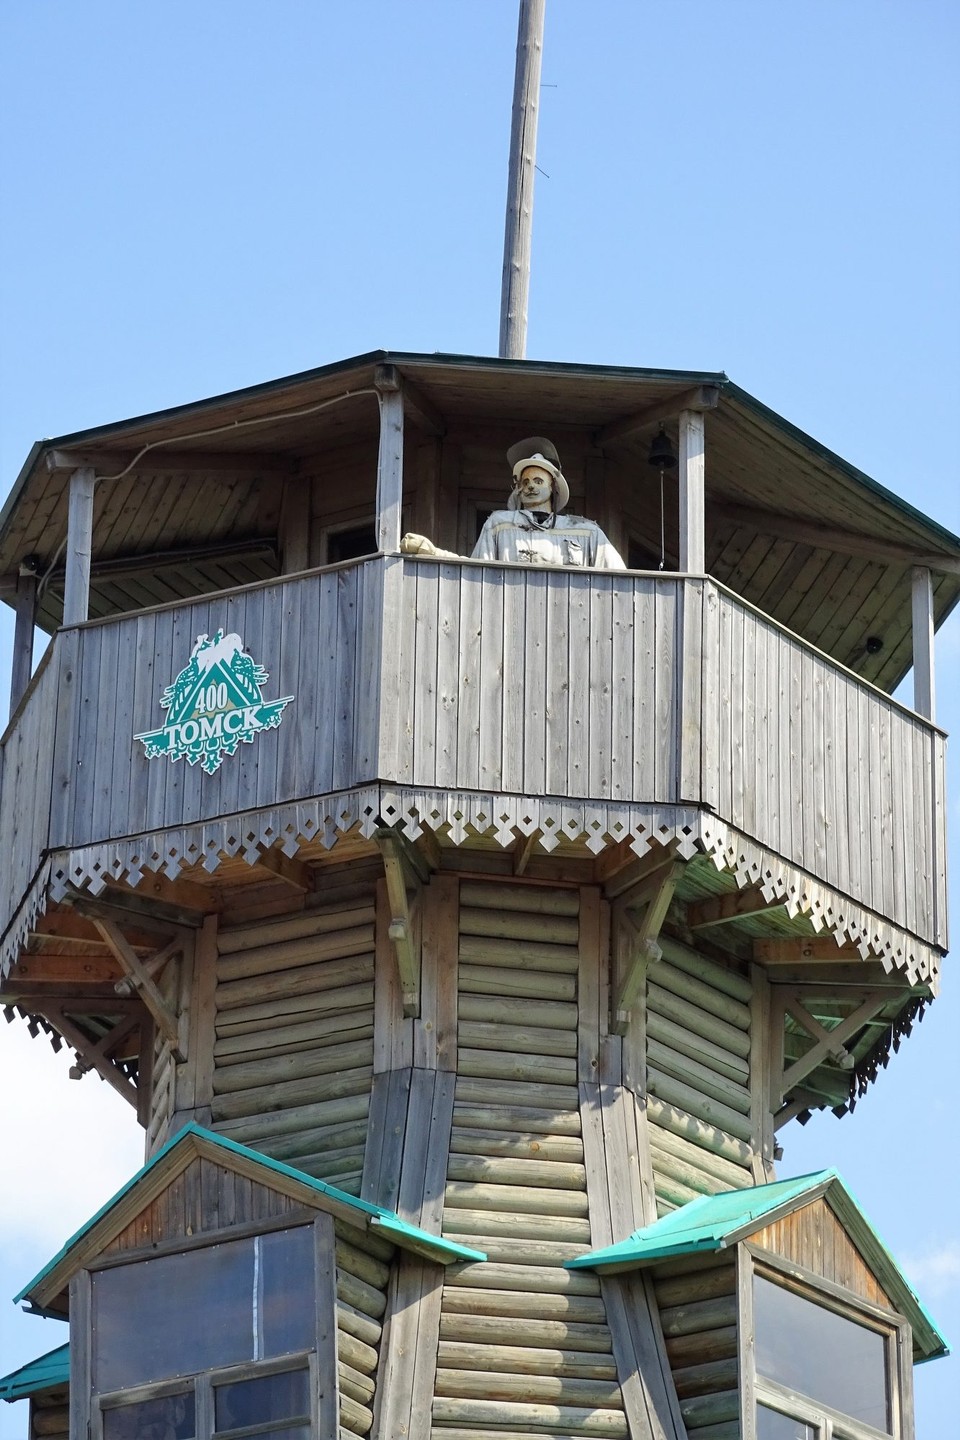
[0,556,947,948]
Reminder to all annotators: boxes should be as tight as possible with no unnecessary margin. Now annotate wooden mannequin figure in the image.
[401,436,626,568]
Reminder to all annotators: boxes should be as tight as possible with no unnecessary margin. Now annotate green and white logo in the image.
[135,630,294,775]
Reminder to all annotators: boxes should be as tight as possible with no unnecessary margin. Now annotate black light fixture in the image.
[647,424,677,571]
[648,424,677,471]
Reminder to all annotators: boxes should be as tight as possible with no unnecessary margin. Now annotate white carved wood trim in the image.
[1,788,941,996]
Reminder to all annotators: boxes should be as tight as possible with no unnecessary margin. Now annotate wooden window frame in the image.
[71,1213,339,1440]
[738,1243,914,1440]
[93,1350,316,1440]
[318,514,380,566]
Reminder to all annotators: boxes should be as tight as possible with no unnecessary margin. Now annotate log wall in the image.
[435,882,631,1439]
[29,1394,69,1440]
[644,936,757,1213]
[653,1254,740,1440]
[203,888,378,1192]
[335,1220,391,1438]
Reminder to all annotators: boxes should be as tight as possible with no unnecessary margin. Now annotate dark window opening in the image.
[327,523,377,563]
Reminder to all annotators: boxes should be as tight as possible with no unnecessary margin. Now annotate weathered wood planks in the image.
[0,561,947,963]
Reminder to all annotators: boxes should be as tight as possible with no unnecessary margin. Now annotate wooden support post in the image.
[375,830,424,1016]
[9,563,38,718]
[375,366,404,554]
[678,409,705,573]
[498,0,545,359]
[63,465,96,625]
[512,829,540,875]
[279,478,310,574]
[912,565,935,720]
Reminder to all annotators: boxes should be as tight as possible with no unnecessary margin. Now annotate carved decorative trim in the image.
[0,789,941,992]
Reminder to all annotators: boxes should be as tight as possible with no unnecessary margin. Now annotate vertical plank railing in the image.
[46,559,385,852]
[0,560,946,954]
[0,646,59,926]
[397,560,685,805]
[706,581,946,946]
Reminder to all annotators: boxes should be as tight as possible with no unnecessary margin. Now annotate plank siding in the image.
[51,559,385,850]
[752,1197,893,1309]
[0,650,57,928]
[0,562,946,957]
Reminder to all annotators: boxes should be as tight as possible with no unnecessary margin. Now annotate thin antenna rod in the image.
[499,0,546,359]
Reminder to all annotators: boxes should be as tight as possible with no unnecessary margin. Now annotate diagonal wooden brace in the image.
[610,861,683,1034]
[39,1004,139,1109]
[776,991,890,1103]
[92,917,183,1059]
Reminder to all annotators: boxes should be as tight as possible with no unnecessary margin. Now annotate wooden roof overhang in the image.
[0,828,937,1132]
[1,351,958,692]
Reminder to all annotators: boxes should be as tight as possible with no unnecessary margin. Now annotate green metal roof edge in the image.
[566,1170,836,1270]
[565,1169,948,1362]
[822,1177,950,1364]
[0,1343,69,1402]
[725,381,960,554]
[15,1123,484,1304]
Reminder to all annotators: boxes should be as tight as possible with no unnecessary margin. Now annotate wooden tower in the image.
[0,351,953,1438]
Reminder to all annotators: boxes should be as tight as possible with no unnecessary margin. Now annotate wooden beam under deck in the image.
[753,937,872,965]
[254,845,313,893]
[596,384,720,447]
[45,447,298,477]
[687,885,789,930]
[31,1003,140,1109]
[710,500,960,576]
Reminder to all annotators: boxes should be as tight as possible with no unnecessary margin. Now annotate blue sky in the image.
[0,1,958,1433]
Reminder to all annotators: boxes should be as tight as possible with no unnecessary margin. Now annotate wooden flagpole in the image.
[499,0,546,359]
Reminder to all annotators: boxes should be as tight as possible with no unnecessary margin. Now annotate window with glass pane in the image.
[214,1369,310,1437]
[92,1226,315,1393]
[754,1274,891,1434]
[757,1404,819,1440]
[102,1389,196,1440]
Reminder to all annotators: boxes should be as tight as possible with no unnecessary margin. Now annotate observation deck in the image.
[0,551,947,985]
[0,349,957,1048]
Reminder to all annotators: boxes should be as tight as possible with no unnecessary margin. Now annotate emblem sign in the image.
[135,630,295,775]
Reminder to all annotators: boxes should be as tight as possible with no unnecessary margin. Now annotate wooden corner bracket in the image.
[606,856,684,1034]
[375,829,432,1017]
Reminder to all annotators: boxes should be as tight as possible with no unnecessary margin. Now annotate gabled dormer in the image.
[11,1123,481,1440]
[568,1169,947,1439]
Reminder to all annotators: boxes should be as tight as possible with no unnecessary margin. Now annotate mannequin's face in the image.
[516,464,554,511]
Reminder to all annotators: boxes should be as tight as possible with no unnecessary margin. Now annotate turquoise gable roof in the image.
[567,1170,838,1269]
[566,1169,948,1363]
[17,1122,485,1309]
[0,1343,69,1403]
